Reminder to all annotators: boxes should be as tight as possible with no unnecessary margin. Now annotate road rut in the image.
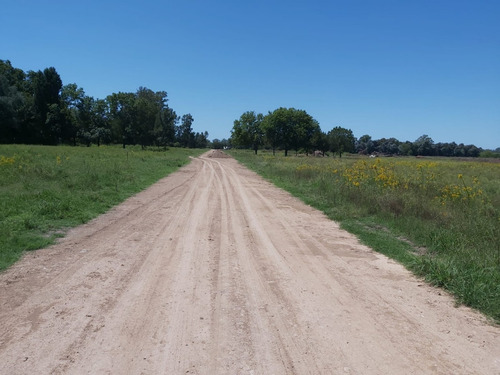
[1,151,499,374]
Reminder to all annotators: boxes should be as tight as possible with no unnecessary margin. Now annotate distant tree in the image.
[177,114,195,147]
[261,111,281,155]
[398,141,413,156]
[356,134,375,154]
[28,67,63,144]
[211,138,223,149]
[0,61,32,143]
[61,83,85,108]
[479,149,500,158]
[0,61,27,142]
[61,83,86,145]
[0,60,26,92]
[211,138,231,149]
[90,99,111,146]
[464,144,481,157]
[413,134,434,156]
[134,87,168,148]
[107,92,137,148]
[0,75,25,143]
[454,143,466,157]
[262,107,318,156]
[327,126,355,157]
[194,131,209,148]
[45,102,67,144]
[377,137,400,155]
[290,110,320,155]
[0,60,212,148]
[76,95,96,146]
[154,106,178,148]
[263,107,292,156]
[311,130,329,156]
[435,142,455,157]
[231,111,264,154]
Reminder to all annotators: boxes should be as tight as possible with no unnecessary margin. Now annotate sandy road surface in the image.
[1,150,499,374]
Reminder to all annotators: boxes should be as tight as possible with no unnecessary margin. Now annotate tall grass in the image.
[229,150,500,323]
[0,144,205,270]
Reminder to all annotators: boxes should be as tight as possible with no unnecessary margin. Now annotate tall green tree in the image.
[0,60,213,148]
[311,130,329,156]
[76,95,96,146]
[154,106,178,148]
[289,109,320,155]
[135,87,167,148]
[262,107,294,156]
[231,111,264,154]
[273,107,295,156]
[177,113,194,147]
[261,111,281,155]
[28,67,63,144]
[211,138,230,149]
[107,92,137,148]
[90,99,111,146]
[0,75,25,143]
[327,126,355,157]
[61,83,86,145]
[355,134,375,155]
[194,131,209,148]
[377,137,401,155]
[0,60,26,91]
[413,134,434,156]
[0,60,34,144]
[262,107,319,156]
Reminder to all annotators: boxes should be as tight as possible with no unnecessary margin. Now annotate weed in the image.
[0,145,205,271]
[229,150,500,323]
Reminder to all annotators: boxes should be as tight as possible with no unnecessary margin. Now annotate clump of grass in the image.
[229,150,500,323]
[0,144,205,270]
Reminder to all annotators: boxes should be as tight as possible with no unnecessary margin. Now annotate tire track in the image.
[0,151,498,375]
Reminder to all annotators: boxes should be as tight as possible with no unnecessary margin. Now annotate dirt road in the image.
[1,151,499,374]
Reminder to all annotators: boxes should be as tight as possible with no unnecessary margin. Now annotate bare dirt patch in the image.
[205,149,231,158]
[1,152,499,374]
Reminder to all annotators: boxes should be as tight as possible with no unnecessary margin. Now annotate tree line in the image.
[0,60,209,148]
[231,109,490,157]
[232,108,361,158]
[355,134,485,157]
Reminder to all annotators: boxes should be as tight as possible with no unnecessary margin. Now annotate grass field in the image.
[229,150,500,323]
[0,144,205,271]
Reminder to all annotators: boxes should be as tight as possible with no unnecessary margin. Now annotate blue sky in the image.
[2,0,499,149]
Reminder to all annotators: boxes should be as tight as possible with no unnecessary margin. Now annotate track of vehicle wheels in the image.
[1,151,498,374]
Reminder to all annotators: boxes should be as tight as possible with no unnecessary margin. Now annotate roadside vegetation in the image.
[229,150,500,323]
[230,109,496,159]
[1,60,211,149]
[0,144,205,271]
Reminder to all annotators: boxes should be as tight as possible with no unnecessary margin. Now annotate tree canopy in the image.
[0,60,209,148]
[229,106,486,157]
[327,126,355,158]
[231,111,264,154]
[259,107,320,156]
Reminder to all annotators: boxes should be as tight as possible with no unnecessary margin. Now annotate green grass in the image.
[228,149,500,323]
[0,144,205,270]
